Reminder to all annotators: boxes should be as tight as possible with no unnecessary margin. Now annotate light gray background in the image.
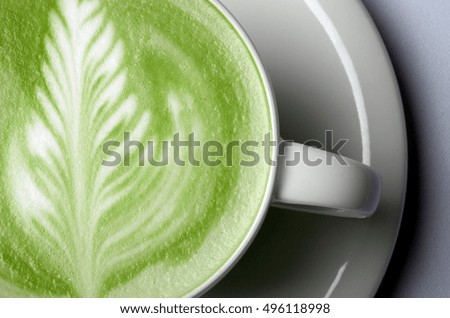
[361,0,450,297]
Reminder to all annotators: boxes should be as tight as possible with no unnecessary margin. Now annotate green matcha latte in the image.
[0,0,273,297]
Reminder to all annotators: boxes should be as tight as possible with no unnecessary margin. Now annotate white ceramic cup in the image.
[188,0,382,297]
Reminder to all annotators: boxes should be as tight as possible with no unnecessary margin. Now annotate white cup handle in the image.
[272,141,382,218]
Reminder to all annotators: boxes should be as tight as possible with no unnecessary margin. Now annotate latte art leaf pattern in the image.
[1,0,212,297]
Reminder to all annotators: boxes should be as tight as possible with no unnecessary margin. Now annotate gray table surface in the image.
[360,0,450,297]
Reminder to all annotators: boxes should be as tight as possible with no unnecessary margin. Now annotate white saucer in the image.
[206,0,407,297]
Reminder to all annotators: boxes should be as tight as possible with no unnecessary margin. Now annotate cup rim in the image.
[184,0,280,298]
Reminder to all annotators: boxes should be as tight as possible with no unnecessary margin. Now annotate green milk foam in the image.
[0,0,273,297]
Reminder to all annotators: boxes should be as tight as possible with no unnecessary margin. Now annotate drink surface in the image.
[0,0,273,297]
